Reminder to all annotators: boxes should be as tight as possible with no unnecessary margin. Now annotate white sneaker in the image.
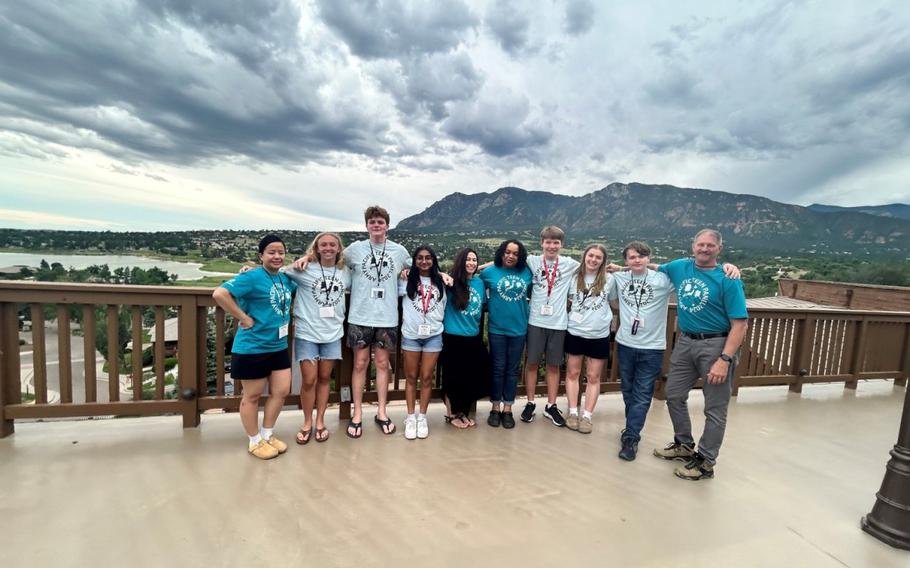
[404,416,417,440]
[417,415,429,439]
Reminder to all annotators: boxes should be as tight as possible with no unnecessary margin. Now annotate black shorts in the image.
[564,333,611,360]
[230,350,291,380]
[346,323,398,351]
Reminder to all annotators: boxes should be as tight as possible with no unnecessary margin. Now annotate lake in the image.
[0,252,231,281]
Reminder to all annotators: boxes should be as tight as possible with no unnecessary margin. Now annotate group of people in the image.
[212,205,748,481]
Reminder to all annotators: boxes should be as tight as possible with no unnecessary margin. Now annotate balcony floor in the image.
[1,382,908,567]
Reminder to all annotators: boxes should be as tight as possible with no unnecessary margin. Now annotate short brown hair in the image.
[540,225,565,242]
[364,205,390,225]
[622,241,652,259]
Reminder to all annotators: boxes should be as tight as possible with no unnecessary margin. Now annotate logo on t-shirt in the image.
[310,275,345,307]
[573,288,607,313]
[462,287,482,318]
[269,283,292,315]
[360,251,396,283]
[533,266,563,292]
[496,274,528,302]
[408,283,443,313]
[677,278,710,313]
[619,279,657,309]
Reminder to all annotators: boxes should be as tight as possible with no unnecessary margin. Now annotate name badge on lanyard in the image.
[540,304,554,316]
[371,287,385,299]
[278,323,289,339]
[319,306,334,318]
[417,324,432,337]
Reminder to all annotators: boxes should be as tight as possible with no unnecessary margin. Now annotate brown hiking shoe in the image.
[577,416,593,434]
[674,454,715,480]
[266,435,288,454]
[566,414,579,431]
[653,441,695,461]
[249,439,280,460]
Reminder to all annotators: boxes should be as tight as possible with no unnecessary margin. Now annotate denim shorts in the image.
[401,334,443,353]
[294,337,342,362]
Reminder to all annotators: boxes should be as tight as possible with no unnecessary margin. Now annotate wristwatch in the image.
[719,353,734,364]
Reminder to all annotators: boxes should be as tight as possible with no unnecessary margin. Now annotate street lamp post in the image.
[862,379,910,549]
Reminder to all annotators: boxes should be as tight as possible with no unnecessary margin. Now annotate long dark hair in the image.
[450,248,478,310]
[406,245,444,300]
[494,239,527,270]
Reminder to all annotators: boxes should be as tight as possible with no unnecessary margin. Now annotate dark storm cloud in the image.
[374,51,484,120]
[485,0,532,56]
[564,0,596,36]
[316,0,478,59]
[444,93,552,157]
[0,1,388,166]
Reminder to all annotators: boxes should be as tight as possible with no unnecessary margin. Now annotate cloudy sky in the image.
[1,1,908,231]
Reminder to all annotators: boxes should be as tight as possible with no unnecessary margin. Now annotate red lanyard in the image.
[542,257,559,300]
[418,281,434,317]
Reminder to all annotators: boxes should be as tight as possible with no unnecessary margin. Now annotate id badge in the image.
[278,323,289,339]
[370,287,385,299]
[569,311,583,323]
[319,306,334,318]
[417,324,432,337]
[540,304,554,316]
[631,317,643,336]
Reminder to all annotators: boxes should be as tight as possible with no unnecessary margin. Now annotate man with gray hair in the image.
[652,228,748,480]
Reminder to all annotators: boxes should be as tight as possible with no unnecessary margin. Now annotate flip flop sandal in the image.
[374,415,396,435]
[444,414,469,429]
[346,420,362,439]
[296,427,313,445]
[315,427,330,443]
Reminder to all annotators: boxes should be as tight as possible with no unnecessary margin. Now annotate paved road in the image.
[19,321,109,403]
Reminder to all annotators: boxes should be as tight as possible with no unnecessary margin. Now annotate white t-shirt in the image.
[398,276,446,339]
[344,239,411,327]
[283,264,351,343]
[527,254,580,330]
[609,269,674,350]
[568,273,614,339]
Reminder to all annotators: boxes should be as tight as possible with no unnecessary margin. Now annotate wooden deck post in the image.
[789,315,814,394]
[0,303,22,438]
[178,300,201,428]
[846,319,868,391]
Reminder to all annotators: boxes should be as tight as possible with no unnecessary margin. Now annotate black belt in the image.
[683,332,729,340]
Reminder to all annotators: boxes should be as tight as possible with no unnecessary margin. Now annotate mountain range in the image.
[807,203,910,220]
[396,183,909,256]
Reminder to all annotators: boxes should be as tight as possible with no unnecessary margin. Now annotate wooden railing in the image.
[1,281,908,437]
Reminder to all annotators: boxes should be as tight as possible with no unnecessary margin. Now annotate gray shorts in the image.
[526,324,565,366]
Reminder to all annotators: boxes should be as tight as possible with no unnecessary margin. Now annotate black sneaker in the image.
[520,402,536,423]
[487,410,501,427]
[618,439,638,461]
[543,404,566,427]
[501,411,516,429]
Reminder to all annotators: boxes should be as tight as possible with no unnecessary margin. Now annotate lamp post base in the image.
[862,445,910,550]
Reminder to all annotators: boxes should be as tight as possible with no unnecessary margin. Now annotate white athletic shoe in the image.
[416,415,429,439]
[404,416,418,440]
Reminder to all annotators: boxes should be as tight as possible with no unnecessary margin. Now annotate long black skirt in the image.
[441,332,491,416]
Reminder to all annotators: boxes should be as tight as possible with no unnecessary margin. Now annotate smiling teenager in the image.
[213,235,297,460]
[478,240,533,428]
[293,205,410,439]
[440,248,490,429]
[283,232,351,445]
[564,243,614,435]
[521,226,581,427]
[398,245,447,440]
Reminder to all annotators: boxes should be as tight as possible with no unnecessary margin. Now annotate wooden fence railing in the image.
[1,281,908,437]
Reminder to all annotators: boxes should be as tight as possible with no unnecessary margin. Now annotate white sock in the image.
[582,410,593,420]
[407,413,416,421]
[248,433,262,447]
[568,407,578,416]
[260,427,273,440]
[417,413,426,421]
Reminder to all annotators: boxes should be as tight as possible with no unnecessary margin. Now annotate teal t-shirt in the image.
[658,259,748,334]
[443,277,486,337]
[344,239,411,327]
[221,267,297,354]
[609,269,673,350]
[479,265,532,337]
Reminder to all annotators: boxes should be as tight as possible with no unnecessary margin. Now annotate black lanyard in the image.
[265,270,289,317]
[629,272,649,315]
[368,241,387,281]
[578,277,595,306]
[318,263,337,302]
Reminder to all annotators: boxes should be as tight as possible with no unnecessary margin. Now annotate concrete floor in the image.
[1,382,907,568]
